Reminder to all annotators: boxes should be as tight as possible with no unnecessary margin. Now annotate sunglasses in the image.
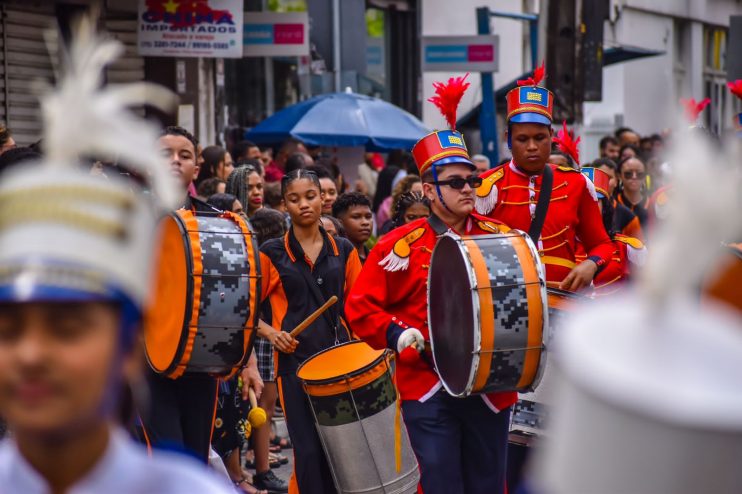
[622,170,646,180]
[429,176,483,190]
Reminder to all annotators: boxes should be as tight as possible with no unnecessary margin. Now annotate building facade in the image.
[582,0,740,161]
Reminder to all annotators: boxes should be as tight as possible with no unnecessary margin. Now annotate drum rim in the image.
[296,340,388,386]
[428,231,481,397]
[522,229,550,392]
[144,210,195,376]
[178,211,259,377]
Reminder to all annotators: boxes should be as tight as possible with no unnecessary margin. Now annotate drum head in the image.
[144,215,189,373]
[297,340,384,385]
[428,235,475,396]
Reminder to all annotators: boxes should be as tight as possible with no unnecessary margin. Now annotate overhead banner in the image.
[243,12,309,57]
[421,35,499,73]
[138,0,244,58]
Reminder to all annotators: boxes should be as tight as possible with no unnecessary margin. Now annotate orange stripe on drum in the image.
[545,282,582,311]
[301,359,388,397]
[170,210,203,379]
[143,215,188,374]
[226,211,260,369]
[512,234,545,389]
[464,238,496,394]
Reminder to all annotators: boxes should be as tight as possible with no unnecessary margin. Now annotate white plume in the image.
[639,123,742,310]
[40,14,180,208]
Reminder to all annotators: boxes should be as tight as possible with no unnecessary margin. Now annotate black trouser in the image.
[402,390,511,494]
[277,373,337,494]
[139,369,218,462]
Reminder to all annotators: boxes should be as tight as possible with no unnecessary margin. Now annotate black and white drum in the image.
[145,209,260,379]
[427,231,549,397]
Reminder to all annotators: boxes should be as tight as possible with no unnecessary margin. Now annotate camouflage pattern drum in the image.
[297,341,420,494]
[144,209,260,379]
[428,231,548,397]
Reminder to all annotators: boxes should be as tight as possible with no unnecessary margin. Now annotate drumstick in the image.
[289,295,338,338]
[247,387,267,428]
[399,341,423,364]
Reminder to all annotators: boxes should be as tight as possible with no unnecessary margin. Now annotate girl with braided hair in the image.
[226,165,264,218]
[391,191,431,229]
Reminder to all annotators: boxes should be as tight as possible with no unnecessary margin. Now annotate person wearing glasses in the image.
[346,77,515,494]
[616,156,650,238]
[474,65,614,291]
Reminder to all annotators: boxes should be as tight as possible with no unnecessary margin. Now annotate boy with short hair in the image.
[332,192,374,263]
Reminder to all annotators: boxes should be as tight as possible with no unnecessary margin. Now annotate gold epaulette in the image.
[378,227,426,272]
[477,220,510,234]
[614,234,645,250]
[475,167,504,215]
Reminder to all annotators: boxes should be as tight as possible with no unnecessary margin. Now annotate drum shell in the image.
[297,342,420,494]
[145,209,260,378]
[428,232,548,397]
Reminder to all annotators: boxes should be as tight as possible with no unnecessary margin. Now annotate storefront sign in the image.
[138,0,244,58]
[243,12,309,57]
[366,37,385,83]
[421,35,499,73]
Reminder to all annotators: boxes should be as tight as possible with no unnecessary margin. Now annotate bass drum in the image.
[144,209,260,379]
[428,231,548,397]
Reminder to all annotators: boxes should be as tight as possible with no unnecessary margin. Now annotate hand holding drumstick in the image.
[259,296,339,354]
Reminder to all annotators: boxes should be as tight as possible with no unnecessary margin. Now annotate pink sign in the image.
[274,23,304,45]
[468,44,494,62]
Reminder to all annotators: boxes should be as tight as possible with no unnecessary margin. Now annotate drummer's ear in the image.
[421,181,436,203]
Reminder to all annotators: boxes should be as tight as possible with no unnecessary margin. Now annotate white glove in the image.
[397,328,424,354]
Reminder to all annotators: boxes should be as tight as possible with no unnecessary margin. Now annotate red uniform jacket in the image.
[576,234,647,296]
[475,161,614,283]
[346,214,518,413]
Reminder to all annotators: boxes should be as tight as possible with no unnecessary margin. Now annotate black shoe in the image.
[253,470,289,494]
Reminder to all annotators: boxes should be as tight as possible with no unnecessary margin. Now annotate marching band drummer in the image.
[474,64,613,291]
[579,166,647,296]
[346,76,516,494]
[257,169,362,493]
[138,126,264,464]
[0,19,233,493]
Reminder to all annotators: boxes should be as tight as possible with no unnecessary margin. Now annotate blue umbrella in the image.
[245,92,430,151]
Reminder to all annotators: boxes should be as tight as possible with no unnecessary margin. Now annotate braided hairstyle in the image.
[392,191,431,227]
[280,168,321,197]
[225,164,259,209]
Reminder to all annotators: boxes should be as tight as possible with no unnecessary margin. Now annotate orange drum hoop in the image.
[428,231,549,397]
[545,282,587,312]
[145,209,260,378]
[297,340,388,396]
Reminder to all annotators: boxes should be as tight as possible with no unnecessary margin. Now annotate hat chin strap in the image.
[507,123,512,150]
[431,164,453,213]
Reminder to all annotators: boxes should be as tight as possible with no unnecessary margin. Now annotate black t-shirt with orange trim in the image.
[260,227,362,376]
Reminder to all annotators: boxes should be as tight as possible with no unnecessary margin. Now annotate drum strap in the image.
[528,165,553,242]
[427,214,449,236]
[291,231,346,342]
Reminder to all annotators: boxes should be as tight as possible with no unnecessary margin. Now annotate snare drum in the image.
[144,209,260,378]
[428,231,548,397]
[297,341,420,494]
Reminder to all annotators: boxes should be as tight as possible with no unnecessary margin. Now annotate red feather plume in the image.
[728,80,742,100]
[517,61,546,86]
[428,73,470,130]
[552,120,581,166]
[680,97,711,123]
